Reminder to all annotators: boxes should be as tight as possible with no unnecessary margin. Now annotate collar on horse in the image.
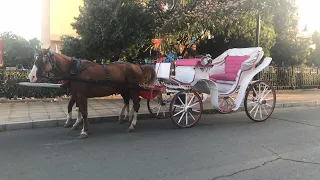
[48,50,57,69]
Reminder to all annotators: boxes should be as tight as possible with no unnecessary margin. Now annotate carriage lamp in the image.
[200,54,212,66]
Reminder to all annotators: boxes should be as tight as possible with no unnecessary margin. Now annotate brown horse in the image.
[28,47,156,139]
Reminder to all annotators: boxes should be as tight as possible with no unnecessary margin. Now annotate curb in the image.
[1,101,320,132]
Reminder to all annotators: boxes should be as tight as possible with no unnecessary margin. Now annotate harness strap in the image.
[49,51,57,69]
[112,61,138,83]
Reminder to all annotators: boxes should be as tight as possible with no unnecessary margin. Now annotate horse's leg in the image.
[71,100,83,130]
[119,92,130,124]
[77,93,89,139]
[127,90,141,132]
[64,94,76,128]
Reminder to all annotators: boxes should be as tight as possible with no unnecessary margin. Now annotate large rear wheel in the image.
[244,80,276,122]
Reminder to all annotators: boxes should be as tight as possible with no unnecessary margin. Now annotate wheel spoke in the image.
[262,89,272,99]
[259,105,262,119]
[188,95,195,106]
[174,105,184,109]
[178,112,186,124]
[253,87,258,97]
[178,96,185,105]
[262,105,269,115]
[254,104,259,118]
[156,106,161,116]
[174,109,184,117]
[250,103,259,114]
[151,104,161,110]
[192,109,200,113]
[188,112,195,120]
[189,102,199,108]
[260,84,267,97]
[265,103,273,108]
[186,111,188,125]
[185,93,188,106]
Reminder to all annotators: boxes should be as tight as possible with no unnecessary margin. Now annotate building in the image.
[41,0,83,52]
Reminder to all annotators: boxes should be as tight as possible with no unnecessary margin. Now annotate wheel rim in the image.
[245,81,276,121]
[147,92,174,119]
[170,91,203,127]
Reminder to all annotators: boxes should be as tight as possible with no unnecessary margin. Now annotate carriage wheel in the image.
[169,90,203,128]
[244,80,276,122]
[147,92,174,119]
[217,96,235,114]
[217,89,238,114]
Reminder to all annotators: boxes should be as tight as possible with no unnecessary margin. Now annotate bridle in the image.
[34,50,57,82]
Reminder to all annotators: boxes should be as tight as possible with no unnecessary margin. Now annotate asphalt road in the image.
[1,107,320,180]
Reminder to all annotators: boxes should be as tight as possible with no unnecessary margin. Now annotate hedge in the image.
[0,70,67,99]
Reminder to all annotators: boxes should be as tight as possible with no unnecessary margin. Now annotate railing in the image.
[257,66,320,89]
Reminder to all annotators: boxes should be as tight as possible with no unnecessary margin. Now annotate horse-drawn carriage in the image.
[21,46,276,139]
[142,47,276,128]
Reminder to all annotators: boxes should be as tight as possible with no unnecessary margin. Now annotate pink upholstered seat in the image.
[175,58,201,66]
[210,56,250,82]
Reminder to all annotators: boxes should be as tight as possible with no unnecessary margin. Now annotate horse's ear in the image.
[45,46,51,54]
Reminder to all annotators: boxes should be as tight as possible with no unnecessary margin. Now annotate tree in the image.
[145,0,247,57]
[268,0,312,66]
[72,0,155,62]
[309,31,320,67]
[0,32,39,68]
[60,35,85,59]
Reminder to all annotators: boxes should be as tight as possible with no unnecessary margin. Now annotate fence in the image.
[257,66,320,90]
[0,66,320,98]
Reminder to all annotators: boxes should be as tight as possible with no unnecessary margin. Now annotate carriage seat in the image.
[175,58,212,67]
[209,56,250,82]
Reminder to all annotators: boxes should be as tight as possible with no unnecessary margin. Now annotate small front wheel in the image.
[244,80,276,122]
[169,90,203,128]
[147,92,174,119]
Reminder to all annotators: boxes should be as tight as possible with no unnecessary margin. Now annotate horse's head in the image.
[28,47,54,83]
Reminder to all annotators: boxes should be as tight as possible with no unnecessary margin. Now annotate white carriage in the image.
[149,47,276,128]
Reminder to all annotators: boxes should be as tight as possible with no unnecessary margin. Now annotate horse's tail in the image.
[140,65,156,86]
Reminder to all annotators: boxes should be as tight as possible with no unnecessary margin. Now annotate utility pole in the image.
[256,13,261,47]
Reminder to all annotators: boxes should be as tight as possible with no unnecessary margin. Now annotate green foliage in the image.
[60,35,85,59]
[145,0,247,57]
[198,11,276,58]
[309,31,320,67]
[0,32,40,68]
[71,0,155,61]
[268,0,312,66]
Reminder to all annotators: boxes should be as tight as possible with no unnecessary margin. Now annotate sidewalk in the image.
[1,89,320,131]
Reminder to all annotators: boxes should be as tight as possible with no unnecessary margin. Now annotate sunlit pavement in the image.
[1,106,320,180]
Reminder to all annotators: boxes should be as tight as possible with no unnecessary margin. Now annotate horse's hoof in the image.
[71,125,78,130]
[127,128,135,133]
[78,133,88,139]
[64,124,72,128]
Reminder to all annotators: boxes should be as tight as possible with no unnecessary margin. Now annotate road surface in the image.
[1,107,320,180]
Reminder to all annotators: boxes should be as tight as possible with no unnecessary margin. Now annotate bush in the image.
[0,70,67,99]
